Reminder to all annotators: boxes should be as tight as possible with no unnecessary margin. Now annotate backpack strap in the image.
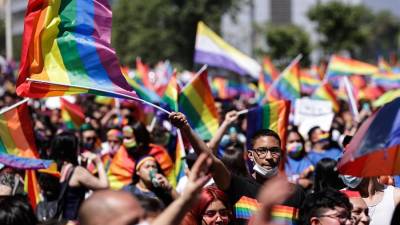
[55,166,75,218]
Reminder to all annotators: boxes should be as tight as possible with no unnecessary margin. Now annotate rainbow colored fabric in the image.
[169,131,186,187]
[24,170,41,209]
[371,72,400,89]
[325,55,378,79]
[122,67,161,103]
[299,69,321,95]
[246,101,290,149]
[194,21,261,79]
[234,196,260,219]
[312,83,340,112]
[0,153,52,169]
[259,57,278,97]
[162,71,179,111]
[268,62,301,102]
[378,57,392,73]
[60,98,84,130]
[0,101,39,158]
[211,77,229,99]
[271,205,299,225]
[17,0,136,99]
[338,97,400,176]
[179,70,219,140]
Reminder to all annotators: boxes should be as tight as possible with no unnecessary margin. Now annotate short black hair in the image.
[249,129,281,150]
[300,188,352,225]
[0,195,37,225]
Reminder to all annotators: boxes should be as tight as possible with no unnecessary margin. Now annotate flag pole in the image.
[26,79,171,115]
[266,54,303,97]
[343,77,360,121]
[0,98,29,115]
[181,65,208,92]
[236,109,249,116]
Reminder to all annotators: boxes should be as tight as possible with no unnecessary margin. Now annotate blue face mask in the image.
[340,175,363,188]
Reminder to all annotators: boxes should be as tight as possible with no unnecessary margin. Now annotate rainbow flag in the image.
[371,72,400,89]
[300,69,321,95]
[378,57,392,73]
[312,83,340,112]
[259,57,279,98]
[0,100,39,158]
[107,147,135,190]
[122,68,161,103]
[162,71,179,111]
[268,61,301,102]
[211,77,229,99]
[24,170,41,209]
[17,0,136,100]
[234,196,260,219]
[169,130,186,188]
[194,21,261,79]
[325,55,378,79]
[0,153,52,169]
[246,100,290,149]
[60,98,85,130]
[271,205,299,225]
[135,57,152,89]
[179,70,219,140]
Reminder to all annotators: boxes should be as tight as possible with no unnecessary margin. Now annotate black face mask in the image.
[82,141,95,150]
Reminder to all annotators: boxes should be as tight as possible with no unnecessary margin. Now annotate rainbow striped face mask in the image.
[287,142,303,158]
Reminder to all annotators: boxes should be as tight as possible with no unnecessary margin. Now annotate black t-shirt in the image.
[226,174,305,225]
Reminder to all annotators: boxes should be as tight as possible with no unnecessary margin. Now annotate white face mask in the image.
[253,162,278,178]
[340,175,363,188]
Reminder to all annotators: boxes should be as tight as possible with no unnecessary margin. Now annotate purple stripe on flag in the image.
[194,50,247,76]
[0,153,53,170]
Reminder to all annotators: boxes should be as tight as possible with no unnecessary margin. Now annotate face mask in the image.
[83,142,95,150]
[123,138,137,149]
[316,132,330,143]
[340,175,363,188]
[110,144,120,154]
[287,142,303,158]
[253,162,278,178]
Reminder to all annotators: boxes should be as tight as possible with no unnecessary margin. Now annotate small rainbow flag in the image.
[325,55,378,79]
[24,170,41,210]
[17,0,137,100]
[179,70,219,140]
[246,100,290,149]
[162,71,179,111]
[378,57,392,73]
[371,72,400,89]
[259,57,279,98]
[268,61,301,102]
[211,77,229,99]
[271,205,299,225]
[300,69,321,95]
[60,98,85,130]
[135,57,152,89]
[169,130,186,188]
[122,68,161,103]
[234,196,260,219]
[312,83,340,112]
[0,100,39,158]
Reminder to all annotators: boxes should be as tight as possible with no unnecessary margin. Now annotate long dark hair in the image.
[314,158,344,192]
[49,132,79,170]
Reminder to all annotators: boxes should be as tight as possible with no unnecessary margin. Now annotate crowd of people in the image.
[0,61,399,225]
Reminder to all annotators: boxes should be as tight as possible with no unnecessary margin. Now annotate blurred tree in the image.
[307,1,373,59]
[263,24,311,67]
[112,0,238,69]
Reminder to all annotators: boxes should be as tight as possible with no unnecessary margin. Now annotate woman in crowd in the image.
[181,185,234,225]
[49,132,109,220]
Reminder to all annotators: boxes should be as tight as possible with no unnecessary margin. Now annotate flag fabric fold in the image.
[325,55,378,79]
[60,97,85,130]
[268,61,301,102]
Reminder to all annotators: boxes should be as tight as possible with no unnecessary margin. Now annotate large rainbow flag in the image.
[246,100,290,149]
[0,100,39,158]
[194,21,261,79]
[162,71,179,111]
[179,70,219,140]
[17,0,137,100]
[325,55,378,79]
[60,98,85,130]
[311,83,340,112]
[268,61,301,102]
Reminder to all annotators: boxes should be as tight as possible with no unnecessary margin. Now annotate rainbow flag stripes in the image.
[17,0,136,99]
[325,55,378,79]
[122,68,161,103]
[268,62,301,102]
[162,71,179,111]
[179,70,219,140]
[60,98,85,130]
[271,205,299,225]
[234,196,260,219]
[300,69,320,95]
[312,83,340,112]
[259,57,279,97]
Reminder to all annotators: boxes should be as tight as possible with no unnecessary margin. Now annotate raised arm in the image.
[169,112,232,190]
[207,110,239,155]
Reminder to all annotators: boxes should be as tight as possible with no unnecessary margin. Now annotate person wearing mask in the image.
[300,188,354,225]
[49,132,109,220]
[101,128,123,157]
[107,122,173,190]
[181,185,234,225]
[80,123,102,155]
[307,126,342,164]
[169,112,305,225]
[284,129,313,189]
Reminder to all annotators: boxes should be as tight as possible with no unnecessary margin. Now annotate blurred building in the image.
[221,0,400,62]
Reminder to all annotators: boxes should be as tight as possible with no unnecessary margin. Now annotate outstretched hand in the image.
[169,112,190,130]
[181,153,212,204]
